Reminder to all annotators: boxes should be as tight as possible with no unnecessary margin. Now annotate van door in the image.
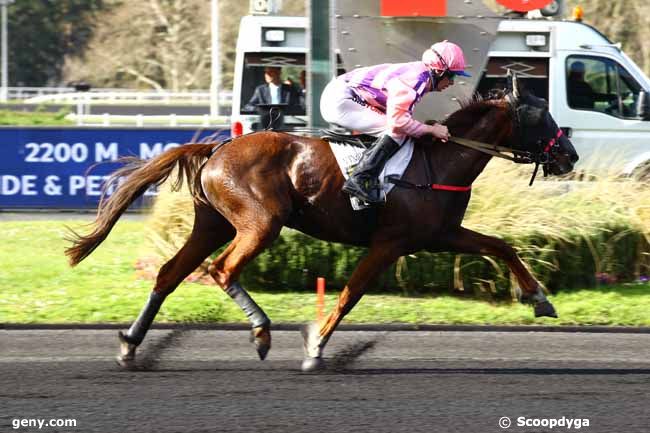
[555,53,650,176]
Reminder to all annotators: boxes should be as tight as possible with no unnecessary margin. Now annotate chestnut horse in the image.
[66,82,578,371]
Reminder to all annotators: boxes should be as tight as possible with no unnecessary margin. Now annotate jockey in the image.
[320,40,470,203]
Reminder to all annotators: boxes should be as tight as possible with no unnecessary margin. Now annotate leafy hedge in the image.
[144,159,650,298]
[232,226,649,299]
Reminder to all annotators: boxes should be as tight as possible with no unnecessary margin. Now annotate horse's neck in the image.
[422,140,492,187]
[425,105,512,186]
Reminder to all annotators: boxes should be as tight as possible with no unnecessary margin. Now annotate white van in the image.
[230,15,308,136]
[230,9,650,178]
[478,18,650,178]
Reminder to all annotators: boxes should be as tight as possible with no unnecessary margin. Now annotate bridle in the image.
[448,98,567,186]
[388,93,568,193]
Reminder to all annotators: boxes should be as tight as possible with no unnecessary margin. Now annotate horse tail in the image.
[65,143,214,267]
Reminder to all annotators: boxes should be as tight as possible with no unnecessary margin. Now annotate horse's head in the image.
[507,74,579,176]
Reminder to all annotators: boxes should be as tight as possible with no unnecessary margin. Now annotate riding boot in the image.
[342,135,401,203]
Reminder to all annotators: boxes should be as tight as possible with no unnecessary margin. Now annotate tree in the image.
[63,0,212,90]
[63,0,305,91]
[9,0,107,86]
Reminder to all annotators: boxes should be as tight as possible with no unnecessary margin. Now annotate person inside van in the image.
[284,70,307,112]
[244,66,300,113]
[567,61,596,110]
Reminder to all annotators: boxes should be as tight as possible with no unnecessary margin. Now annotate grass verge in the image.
[0,108,73,125]
[1,219,649,325]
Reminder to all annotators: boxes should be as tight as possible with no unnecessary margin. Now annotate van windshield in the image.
[566,56,642,118]
[239,52,306,116]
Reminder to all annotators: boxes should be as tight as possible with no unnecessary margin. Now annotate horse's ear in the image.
[505,69,519,106]
[506,69,514,93]
[511,71,521,100]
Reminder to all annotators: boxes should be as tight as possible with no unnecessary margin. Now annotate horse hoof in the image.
[117,331,137,369]
[301,357,326,372]
[535,300,558,318]
[115,354,137,370]
[301,322,323,359]
[251,326,271,360]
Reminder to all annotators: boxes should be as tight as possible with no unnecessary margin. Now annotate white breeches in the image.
[320,79,406,142]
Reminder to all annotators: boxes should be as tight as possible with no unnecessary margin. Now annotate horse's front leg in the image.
[438,227,557,318]
[301,242,403,371]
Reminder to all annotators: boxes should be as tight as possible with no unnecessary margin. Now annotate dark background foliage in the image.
[9,0,108,86]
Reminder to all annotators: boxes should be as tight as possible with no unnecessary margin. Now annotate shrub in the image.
[142,159,650,297]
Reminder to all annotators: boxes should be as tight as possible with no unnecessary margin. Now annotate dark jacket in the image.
[244,83,300,113]
[568,79,596,110]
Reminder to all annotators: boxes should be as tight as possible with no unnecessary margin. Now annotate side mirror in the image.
[636,91,650,120]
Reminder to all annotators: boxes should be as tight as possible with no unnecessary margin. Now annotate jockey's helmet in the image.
[422,40,471,77]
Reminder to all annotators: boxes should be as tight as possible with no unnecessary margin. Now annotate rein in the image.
[385,136,525,194]
[451,129,564,187]
[388,129,563,193]
[449,136,533,164]
[386,175,472,192]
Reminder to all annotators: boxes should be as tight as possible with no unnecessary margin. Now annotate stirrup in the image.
[342,177,383,204]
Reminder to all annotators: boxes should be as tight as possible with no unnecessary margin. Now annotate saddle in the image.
[320,129,376,149]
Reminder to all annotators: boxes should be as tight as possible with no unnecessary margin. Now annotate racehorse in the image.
[65,77,578,371]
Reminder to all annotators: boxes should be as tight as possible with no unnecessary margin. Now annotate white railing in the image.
[66,112,231,127]
[7,86,143,99]
[25,90,232,106]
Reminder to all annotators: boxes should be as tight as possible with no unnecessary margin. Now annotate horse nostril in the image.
[570,153,579,164]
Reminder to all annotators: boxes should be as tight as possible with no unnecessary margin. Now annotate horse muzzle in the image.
[548,153,577,175]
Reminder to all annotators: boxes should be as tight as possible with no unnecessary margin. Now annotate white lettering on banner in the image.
[0,174,159,198]
[23,141,191,165]
[0,175,38,195]
[24,142,90,163]
[43,175,63,196]
[139,142,181,159]
[69,176,85,195]
[95,142,119,162]
[69,175,108,196]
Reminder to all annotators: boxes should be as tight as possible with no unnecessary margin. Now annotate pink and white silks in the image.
[320,61,438,144]
[321,40,468,144]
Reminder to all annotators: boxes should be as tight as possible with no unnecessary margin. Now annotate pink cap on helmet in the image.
[422,40,471,77]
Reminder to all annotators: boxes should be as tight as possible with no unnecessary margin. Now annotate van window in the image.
[477,57,549,100]
[240,52,306,116]
[566,56,642,118]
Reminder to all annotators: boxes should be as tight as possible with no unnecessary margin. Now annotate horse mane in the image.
[440,90,513,133]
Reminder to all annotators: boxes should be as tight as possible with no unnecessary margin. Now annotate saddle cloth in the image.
[328,138,414,209]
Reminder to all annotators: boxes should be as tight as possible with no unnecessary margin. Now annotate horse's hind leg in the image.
[206,215,285,361]
[117,204,235,368]
[439,227,557,318]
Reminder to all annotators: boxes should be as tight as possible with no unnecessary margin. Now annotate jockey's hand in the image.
[431,124,450,142]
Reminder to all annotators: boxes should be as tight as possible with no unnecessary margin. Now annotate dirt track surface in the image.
[2,329,650,433]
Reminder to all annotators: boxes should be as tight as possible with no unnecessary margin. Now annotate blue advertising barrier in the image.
[0,127,230,209]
